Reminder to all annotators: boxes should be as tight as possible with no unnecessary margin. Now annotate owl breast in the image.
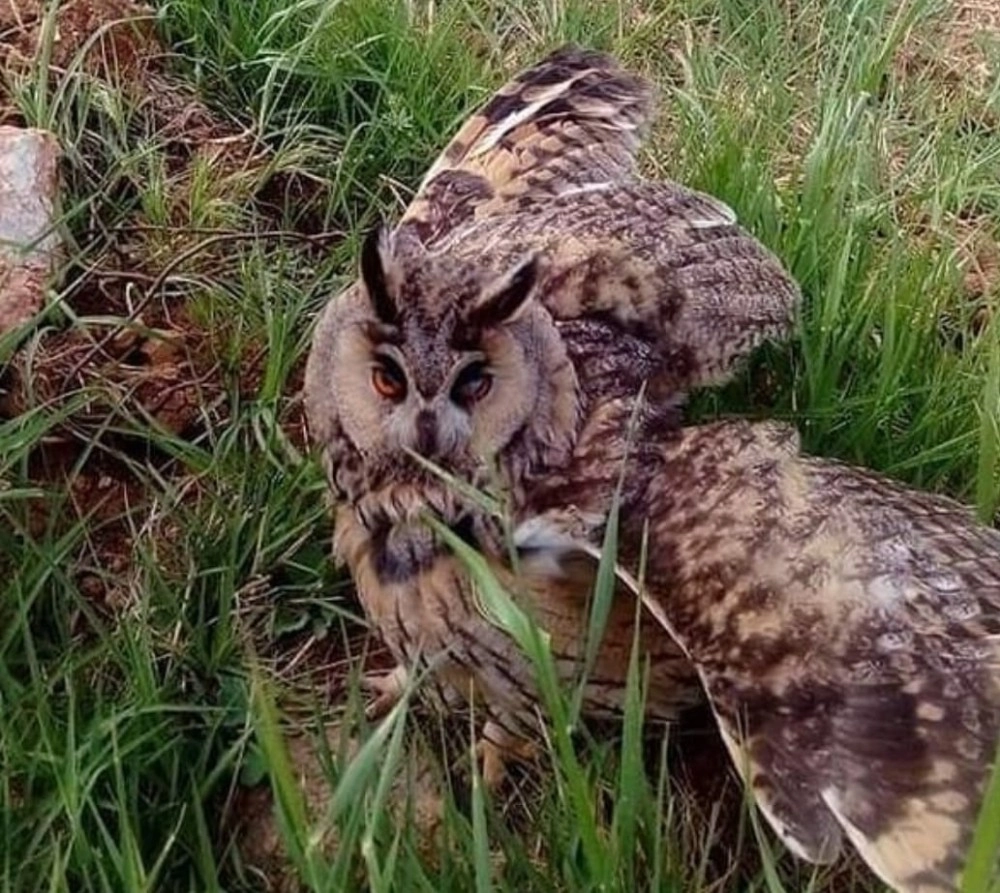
[334,502,541,729]
[333,432,702,741]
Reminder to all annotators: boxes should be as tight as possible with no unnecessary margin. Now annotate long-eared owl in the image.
[304,47,1000,893]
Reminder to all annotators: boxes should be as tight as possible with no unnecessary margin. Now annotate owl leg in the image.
[476,720,538,789]
[362,663,408,719]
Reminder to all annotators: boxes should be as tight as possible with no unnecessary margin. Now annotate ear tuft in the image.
[360,224,399,325]
[467,255,539,331]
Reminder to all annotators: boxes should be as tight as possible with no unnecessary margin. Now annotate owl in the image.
[303,47,1000,893]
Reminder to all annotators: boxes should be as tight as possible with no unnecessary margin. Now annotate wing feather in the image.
[423,179,799,394]
[391,47,799,392]
[398,45,653,244]
[628,420,1000,892]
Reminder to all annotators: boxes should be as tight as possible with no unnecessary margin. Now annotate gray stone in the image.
[0,125,61,336]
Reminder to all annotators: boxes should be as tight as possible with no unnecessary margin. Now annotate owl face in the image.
[305,227,580,503]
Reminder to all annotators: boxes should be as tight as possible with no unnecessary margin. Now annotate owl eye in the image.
[371,356,407,402]
[451,361,492,406]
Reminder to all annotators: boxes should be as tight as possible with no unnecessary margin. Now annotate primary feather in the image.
[399,46,653,242]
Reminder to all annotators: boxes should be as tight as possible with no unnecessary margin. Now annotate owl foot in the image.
[362,664,408,719]
[476,721,538,790]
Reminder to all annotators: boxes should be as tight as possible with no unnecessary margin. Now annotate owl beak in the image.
[414,409,439,457]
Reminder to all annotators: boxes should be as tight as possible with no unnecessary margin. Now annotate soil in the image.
[0,0,161,126]
[896,0,1000,101]
[0,0,291,613]
[1,7,341,881]
[894,2,1000,341]
[230,711,448,893]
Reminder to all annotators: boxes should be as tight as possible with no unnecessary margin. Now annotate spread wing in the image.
[398,45,653,245]
[626,420,1000,892]
[523,186,800,393]
[394,46,800,393]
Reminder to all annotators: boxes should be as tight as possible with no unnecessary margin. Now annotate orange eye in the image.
[451,361,492,407]
[371,358,407,401]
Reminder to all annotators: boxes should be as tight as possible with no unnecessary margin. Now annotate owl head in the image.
[303,225,580,515]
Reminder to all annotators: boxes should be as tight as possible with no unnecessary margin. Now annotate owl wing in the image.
[397,46,799,392]
[526,184,800,393]
[397,45,653,245]
[621,420,1000,892]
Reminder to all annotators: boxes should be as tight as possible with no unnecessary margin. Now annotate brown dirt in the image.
[895,209,1000,349]
[949,212,999,340]
[889,1,1000,341]
[230,717,447,892]
[896,0,1000,101]
[0,10,341,878]
[1,7,335,858]
[0,0,161,125]
[2,315,222,433]
[16,437,152,610]
[0,0,298,650]
[0,0,159,64]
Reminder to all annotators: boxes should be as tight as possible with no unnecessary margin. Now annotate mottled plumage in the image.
[303,46,1000,893]
[527,418,1000,893]
[398,45,798,394]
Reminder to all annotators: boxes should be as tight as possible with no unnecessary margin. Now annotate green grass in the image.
[1,0,999,890]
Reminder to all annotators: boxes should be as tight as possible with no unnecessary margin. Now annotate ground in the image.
[0,1,998,891]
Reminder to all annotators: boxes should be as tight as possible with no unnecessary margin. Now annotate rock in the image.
[0,125,61,337]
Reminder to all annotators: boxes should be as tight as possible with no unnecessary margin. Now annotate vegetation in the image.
[1,0,998,890]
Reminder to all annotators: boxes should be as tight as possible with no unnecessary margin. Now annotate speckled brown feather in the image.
[399,46,652,243]
[450,186,798,394]
[333,495,700,740]
[303,207,701,744]
[394,45,799,394]
[298,45,1000,893]
[305,39,798,851]
[586,419,1000,892]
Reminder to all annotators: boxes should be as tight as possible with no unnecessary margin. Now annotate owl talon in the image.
[476,721,537,790]
[362,664,408,719]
